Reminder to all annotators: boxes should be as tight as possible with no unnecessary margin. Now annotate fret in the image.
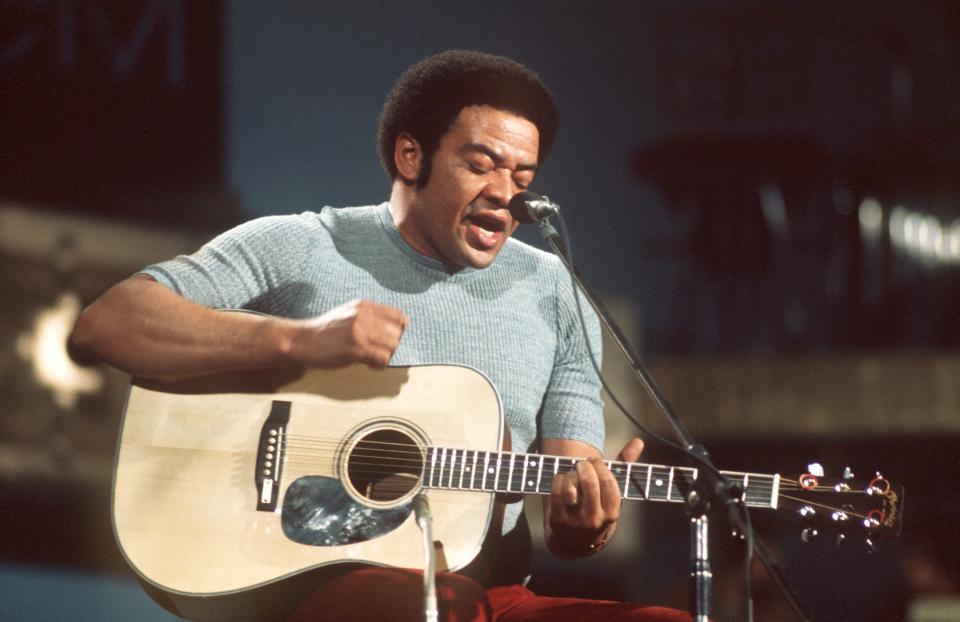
[439,448,448,489]
[520,455,529,492]
[429,448,438,488]
[448,450,458,489]
[440,449,455,488]
[464,451,472,489]
[666,467,675,501]
[494,453,503,492]
[536,455,544,493]
[624,462,632,498]
[645,464,652,499]
[507,454,516,492]
[730,471,777,509]
[482,452,491,490]
[650,467,668,501]
[470,451,478,490]
[457,449,465,489]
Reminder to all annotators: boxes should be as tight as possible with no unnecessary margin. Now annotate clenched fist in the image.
[286,300,410,368]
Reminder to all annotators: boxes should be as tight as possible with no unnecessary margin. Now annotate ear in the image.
[394,133,422,184]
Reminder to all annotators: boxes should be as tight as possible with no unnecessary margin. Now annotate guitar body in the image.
[113,364,503,621]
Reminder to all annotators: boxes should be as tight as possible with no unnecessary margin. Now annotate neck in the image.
[387,180,432,258]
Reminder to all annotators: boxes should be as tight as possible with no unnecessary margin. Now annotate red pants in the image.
[288,567,692,621]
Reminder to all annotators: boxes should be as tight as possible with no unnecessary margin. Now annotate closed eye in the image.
[469,162,492,175]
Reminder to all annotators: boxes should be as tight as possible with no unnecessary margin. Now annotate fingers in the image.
[617,437,645,463]
[351,302,408,366]
[301,299,409,368]
[353,302,409,367]
[549,471,580,518]
[550,457,621,528]
[574,459,602,519]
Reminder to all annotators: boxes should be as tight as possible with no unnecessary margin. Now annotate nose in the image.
[483,169,515,209]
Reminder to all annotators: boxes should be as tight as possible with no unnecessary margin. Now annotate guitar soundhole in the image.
[347,429,423,503]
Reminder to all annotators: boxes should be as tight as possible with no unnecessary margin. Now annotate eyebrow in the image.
[464,142,538,173]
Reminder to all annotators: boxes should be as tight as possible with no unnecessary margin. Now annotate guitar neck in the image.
[422,447,780,509]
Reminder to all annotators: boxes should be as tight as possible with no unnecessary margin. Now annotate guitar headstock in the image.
[775,464,903,548]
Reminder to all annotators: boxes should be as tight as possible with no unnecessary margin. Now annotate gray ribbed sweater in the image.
[142,203,604,539]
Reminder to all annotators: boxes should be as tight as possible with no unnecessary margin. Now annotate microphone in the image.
[508,191,560,224]
[412,493,431,527]
[412,493,438,622]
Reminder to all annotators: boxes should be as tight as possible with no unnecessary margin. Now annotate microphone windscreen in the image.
[508,190,542,224]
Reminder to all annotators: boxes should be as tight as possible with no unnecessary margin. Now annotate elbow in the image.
[68,305,105,366]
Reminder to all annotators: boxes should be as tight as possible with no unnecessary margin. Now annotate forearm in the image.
[69,275,295,379]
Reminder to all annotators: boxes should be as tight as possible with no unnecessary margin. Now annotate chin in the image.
[463,248,502,269]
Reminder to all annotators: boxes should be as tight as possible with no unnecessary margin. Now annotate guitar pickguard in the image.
[281,476,412,546]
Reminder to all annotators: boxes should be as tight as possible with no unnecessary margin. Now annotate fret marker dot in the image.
[529,460,537,467]
[488,467,495,474]
[655,479,664,486]
[465,466,471,471]
[528,480,534,487]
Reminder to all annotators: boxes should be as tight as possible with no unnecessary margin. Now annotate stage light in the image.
[857,197,883,237]
[889,205,907,248]
[16,292,105,411]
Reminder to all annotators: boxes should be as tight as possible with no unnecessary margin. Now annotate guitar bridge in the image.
[255,400,290,512]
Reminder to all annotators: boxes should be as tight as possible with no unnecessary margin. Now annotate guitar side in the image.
[112,364,502,621]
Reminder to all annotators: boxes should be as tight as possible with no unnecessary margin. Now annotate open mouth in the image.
[464,211,510,249]
[466,211,508,233]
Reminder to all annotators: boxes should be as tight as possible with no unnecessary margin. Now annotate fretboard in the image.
[422,447,779,509]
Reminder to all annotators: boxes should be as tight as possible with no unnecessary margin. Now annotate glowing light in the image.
[887,202,960,266]
[903,211,921,255]
[889,206,907,248]
[16,292,104,410]
[949,221,960,262]
[858,197,883,235]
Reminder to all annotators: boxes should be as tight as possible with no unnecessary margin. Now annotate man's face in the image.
[399,105,540,269]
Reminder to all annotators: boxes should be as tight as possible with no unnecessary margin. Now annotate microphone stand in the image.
[534,215,807,622]
[414,494,439,622]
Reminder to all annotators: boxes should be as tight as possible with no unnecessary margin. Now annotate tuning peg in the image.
[801,527,818,543]
[842,466,855,480]
[806,462,825,477]
[836,533,846,548]
[865,538,877,554]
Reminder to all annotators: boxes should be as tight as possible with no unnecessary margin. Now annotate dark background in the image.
[2,1,958,620]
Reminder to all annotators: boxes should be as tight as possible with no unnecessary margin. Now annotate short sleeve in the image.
[140,214,322,311]
[538,265,605,452]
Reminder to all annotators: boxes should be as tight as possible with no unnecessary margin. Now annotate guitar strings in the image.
[278,444,866,493]
[266,437,885,512]
[274,452,881,519]
[276,456,867,502]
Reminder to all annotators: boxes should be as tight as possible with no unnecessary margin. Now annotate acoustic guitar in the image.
[112,364,902,621]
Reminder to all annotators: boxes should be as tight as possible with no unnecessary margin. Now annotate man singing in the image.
[71,50,689,621]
